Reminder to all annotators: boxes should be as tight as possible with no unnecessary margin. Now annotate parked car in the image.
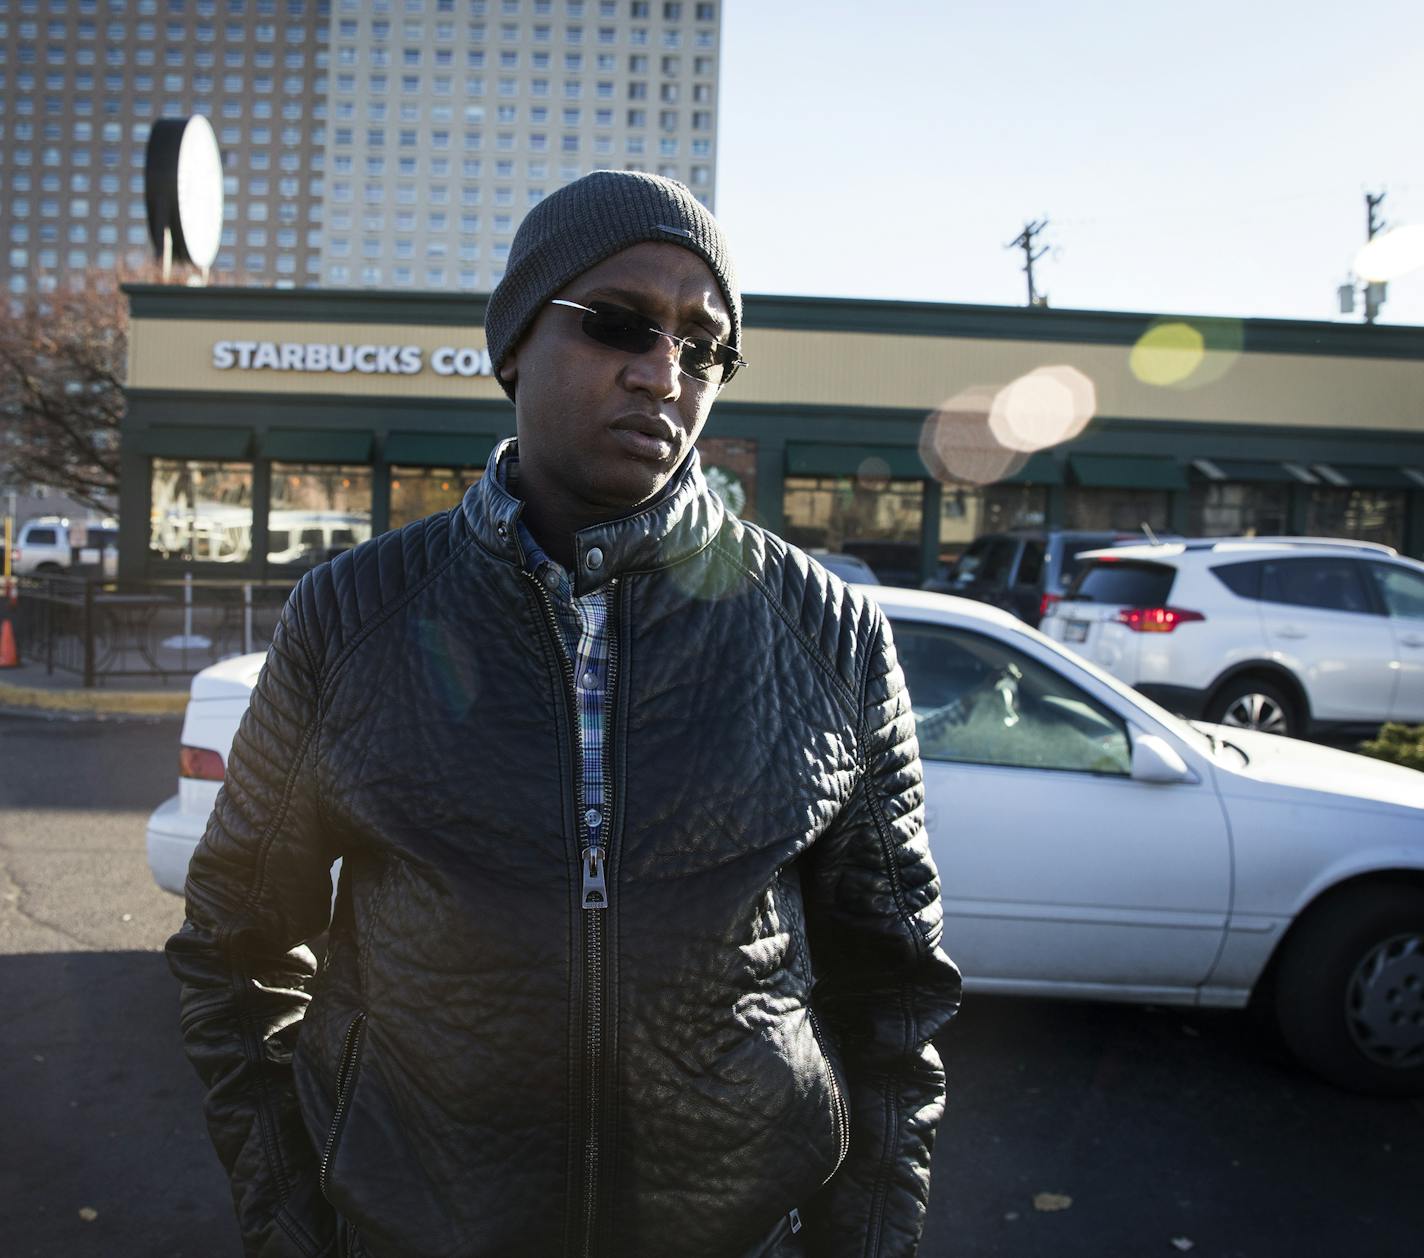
[807,550,880,584]
[1041,537,1424,739]
[839,539,920,587]
[926,529,1163,626]
[148,588,1424,1094]
[145,652,266,898]
[10,515,118,575]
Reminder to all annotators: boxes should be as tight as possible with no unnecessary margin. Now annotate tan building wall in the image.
[129,315,1424,434]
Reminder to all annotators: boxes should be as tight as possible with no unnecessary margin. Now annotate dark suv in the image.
[926,529,1156,626]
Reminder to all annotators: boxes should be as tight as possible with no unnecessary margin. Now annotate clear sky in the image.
[716,0,1424,325]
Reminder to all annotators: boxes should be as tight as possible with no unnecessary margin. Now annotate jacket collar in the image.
[464,436,726,595]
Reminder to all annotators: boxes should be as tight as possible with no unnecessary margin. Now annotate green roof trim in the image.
[121,285,1424,362]
[1328,465,1422,490]
[1069,454,1188,490]
[385,432,495,467]
[263,429,373,462]
[132,426,252,459]
[785,443,929,480]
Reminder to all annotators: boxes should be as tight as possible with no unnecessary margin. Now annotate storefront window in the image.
[1063,487,1169,532]
[937,483,1048,565]
[149,458,254,563]
[783,475,923,585]
[389,465,483,529]
[1306,488,1405,549]
[1187,482,1288,537]
[268,462,373,566]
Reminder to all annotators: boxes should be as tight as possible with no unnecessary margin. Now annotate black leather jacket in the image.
[167,443,961,1258]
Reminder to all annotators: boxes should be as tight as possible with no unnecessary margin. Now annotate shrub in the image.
[1359,723,1424,773]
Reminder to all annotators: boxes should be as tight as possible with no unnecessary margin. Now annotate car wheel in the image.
[1206,676,1297,737]
[1273,885,1424,1095]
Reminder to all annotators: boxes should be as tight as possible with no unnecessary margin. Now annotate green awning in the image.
[997,450,1065,485]
[1069,454,1187,491]
[1325,465,1421,489]
[385,432,496,468]
[263,429,373,463]
[1190,458,1302,484]
[133,427,252,459]
[785,443,928,480]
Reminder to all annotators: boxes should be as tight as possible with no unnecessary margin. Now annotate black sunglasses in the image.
[550,299,746,385]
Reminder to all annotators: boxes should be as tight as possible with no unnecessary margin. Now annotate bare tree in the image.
[0,264,178,514]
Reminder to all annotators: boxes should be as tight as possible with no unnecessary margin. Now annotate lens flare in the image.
[921,386,1029,487]
[988,365,1096,452]
[1129,321,1206,387]
[1130,318,1242,390]
[1354,224,1424,283]
[856,456,891,490]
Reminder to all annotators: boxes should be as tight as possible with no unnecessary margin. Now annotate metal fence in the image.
[5,571,294,688]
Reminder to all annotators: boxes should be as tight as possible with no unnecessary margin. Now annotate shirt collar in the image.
[472,436,724,595]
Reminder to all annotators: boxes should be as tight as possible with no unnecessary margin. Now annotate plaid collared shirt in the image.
[496,457,611,849]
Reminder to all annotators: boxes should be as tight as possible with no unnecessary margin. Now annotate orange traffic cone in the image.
[0,613,18,669]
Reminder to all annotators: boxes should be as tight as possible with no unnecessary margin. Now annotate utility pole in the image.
[1364,190,1387,324]
[1006,218,1050,307]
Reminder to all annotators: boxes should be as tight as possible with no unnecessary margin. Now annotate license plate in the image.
[1064,620,1089,643]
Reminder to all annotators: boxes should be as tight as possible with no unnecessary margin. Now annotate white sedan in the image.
[147,589,1424,1095]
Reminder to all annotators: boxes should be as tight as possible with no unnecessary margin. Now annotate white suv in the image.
[1041,537,1424,738]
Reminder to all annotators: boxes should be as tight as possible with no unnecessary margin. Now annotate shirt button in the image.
[585,547,604,571]
[581,671,598,689]
[584,808,602,828]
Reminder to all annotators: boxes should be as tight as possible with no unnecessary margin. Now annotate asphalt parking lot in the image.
[2,710,1422,1258]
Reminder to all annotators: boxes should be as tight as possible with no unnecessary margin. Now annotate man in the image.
[168,172,960,1258]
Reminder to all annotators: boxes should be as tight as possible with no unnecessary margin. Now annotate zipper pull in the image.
[581,844,608,910]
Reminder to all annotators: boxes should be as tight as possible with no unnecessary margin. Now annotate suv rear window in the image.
[1067,560,1176,606]
[25,527,58,546]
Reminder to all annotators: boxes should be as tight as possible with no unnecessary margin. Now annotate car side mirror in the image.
[1130,732,1196,784]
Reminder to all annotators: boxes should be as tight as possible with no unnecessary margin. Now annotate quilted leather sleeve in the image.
[166,579,342,1258]
[799,607,962,1258]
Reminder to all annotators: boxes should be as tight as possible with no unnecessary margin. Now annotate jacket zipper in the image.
[525,572,619,1258]
[319,1010,368,1196]
[807,1007,850,1179]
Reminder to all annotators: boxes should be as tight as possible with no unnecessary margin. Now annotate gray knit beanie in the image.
[485,170,741,400]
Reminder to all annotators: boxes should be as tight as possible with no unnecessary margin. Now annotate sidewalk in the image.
[0,658,191,717]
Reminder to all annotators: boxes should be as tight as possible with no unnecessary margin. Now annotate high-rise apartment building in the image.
[0,0,721,297]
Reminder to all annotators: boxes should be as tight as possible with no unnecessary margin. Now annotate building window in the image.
[1306,488,1406,549]
[393,464,487,529]
[783,476,926,587]
[268,464,373,568]
[149,460,255,565]
[1063,487,1169,533]
[1187,481,1288,538]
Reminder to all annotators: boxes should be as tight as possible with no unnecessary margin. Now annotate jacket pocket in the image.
[319,1010,368,1200]
[775,868,850,1183]
[807,1007,850,1182]
[742,1208,806,1258]
[335,1214,362,1258]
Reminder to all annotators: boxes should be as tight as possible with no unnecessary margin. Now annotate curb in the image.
[0,676,188,717]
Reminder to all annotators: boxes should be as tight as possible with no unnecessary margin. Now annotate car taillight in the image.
[1039,592,1062,619]
[180,745,225,781]
[1114,606,1205,633]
